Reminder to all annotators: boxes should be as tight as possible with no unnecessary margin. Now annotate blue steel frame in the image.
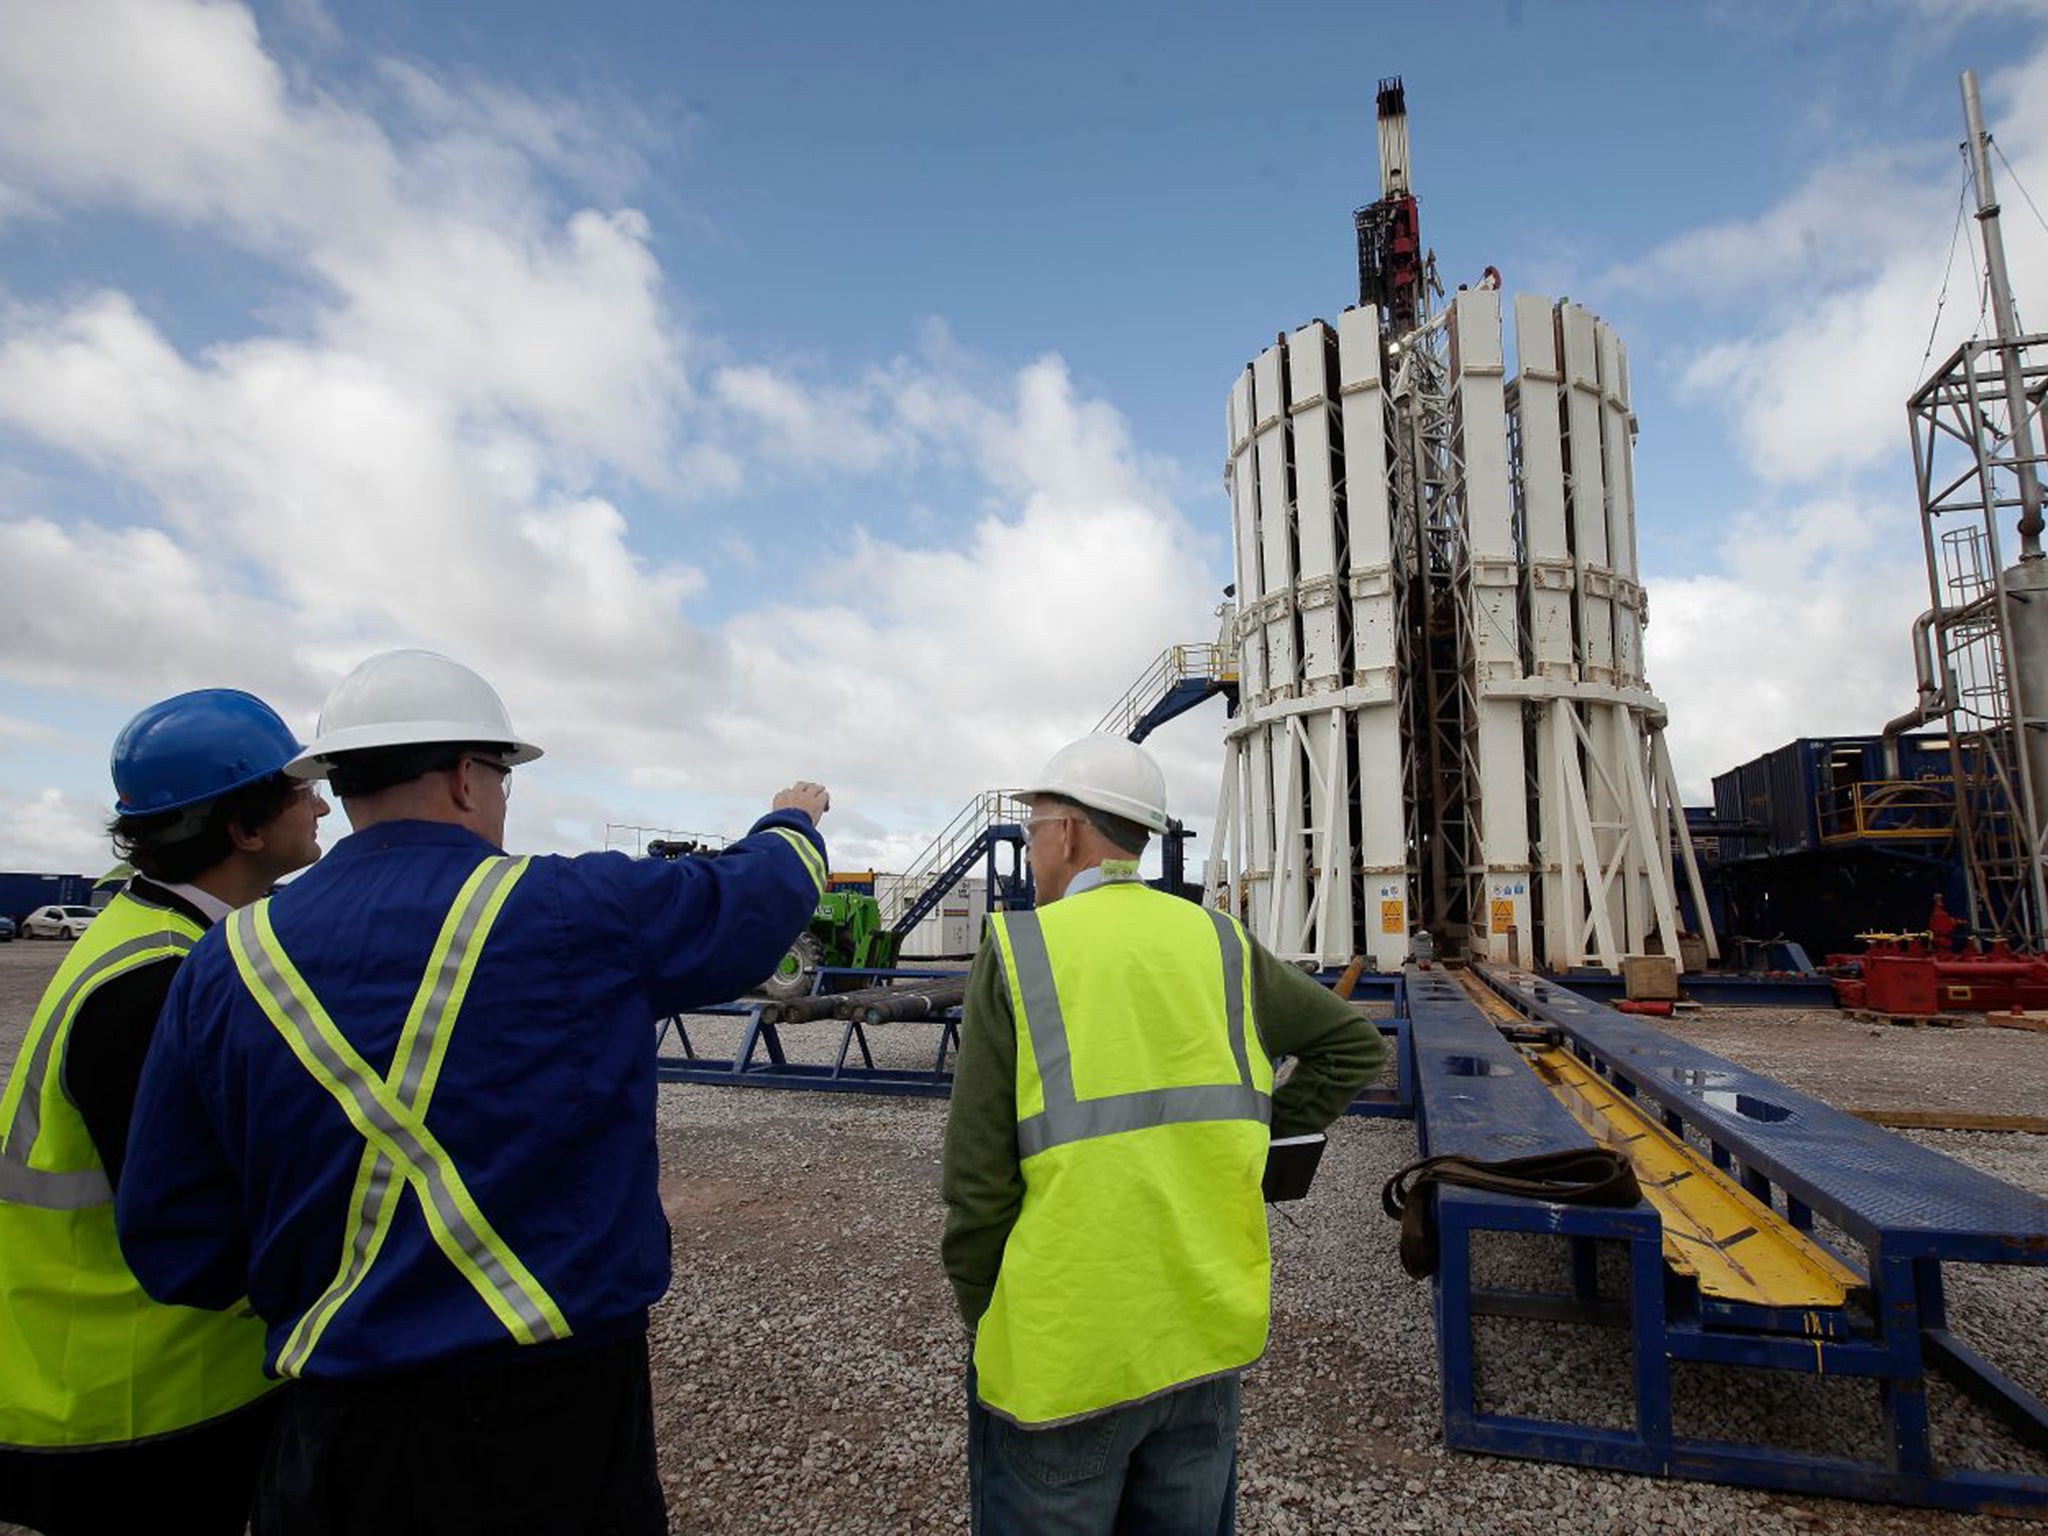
[1549,970,1835,1009]
[654,967,1415,1116]
[655,966,961,1097]
[1414,963,2048,1515]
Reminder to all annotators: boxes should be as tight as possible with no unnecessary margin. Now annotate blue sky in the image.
[3,0,2047,874]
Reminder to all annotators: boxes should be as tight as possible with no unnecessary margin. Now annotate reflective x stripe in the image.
[0,932,194,1211]
[270,855,531,1377]
[1006,908,1269,1160]
[227,865,571,1363]
[765,826,826,896]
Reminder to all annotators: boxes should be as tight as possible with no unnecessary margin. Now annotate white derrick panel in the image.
[1467,301,1530,960]
[1229,444,1267,703]
[1514,296,1576,681]
[1252,343,1298,696]
[1337,309,1391,567]
[1453,291,1519,689]
[1560,304,1614,688]
[1338,308,1396,701]
[1475,698,1531,961]
[1354,704,1408,969]
[1245,724,1275,900]
[1597,322,1645,689]
[1585,698,1632,960]
[1288,325,1339,581]
[1451,290,1513,556]
[1302,708,1353,964]
[1290,326,1342,690]
[1267,720,1310,956]
[1534,705,1570,969]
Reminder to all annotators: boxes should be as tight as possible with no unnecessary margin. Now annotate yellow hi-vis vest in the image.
[973,880,1274,1428]
[0,892,274,1448]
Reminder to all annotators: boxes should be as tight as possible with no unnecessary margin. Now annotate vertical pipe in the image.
[1962,68,2045,557]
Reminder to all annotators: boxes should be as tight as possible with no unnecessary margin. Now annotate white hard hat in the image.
[286,649,543,778]
[1021,735,1168,833]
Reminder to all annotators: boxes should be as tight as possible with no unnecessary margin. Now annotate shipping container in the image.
[875,874,988,959]
[0,872,94,924]
[1709,734,1955,858]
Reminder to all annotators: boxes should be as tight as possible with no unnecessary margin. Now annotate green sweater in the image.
[939,908,1387,1327]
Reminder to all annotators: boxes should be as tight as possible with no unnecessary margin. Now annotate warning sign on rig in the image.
[1490,897,1515,933]
[1380,899,1404,934]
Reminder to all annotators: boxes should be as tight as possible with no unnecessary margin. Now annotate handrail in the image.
[888,790,1032,924]
[1814,780,1957,844]
[1093,643,1235,740]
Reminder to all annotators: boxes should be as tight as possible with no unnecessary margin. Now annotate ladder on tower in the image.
[1094,643,1239,743]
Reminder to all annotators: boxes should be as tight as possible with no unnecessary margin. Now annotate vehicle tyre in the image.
[761,932,825,1001]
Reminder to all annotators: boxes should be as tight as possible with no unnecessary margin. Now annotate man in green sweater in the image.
[941,734,1384,1535]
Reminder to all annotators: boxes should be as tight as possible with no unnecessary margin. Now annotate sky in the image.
[3,0,2048,878]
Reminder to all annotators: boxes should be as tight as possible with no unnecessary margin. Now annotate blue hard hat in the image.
[111,689,305,816]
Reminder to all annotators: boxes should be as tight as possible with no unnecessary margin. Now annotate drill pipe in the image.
[757,976,968,1026]
[838,976,969,1026]
[755,989,886,1025]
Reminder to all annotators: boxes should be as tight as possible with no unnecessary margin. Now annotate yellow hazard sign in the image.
[1490,897,1516,933]
[1380,899,1404,934]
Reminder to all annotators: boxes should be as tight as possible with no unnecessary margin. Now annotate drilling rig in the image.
[1214,79,1712,975]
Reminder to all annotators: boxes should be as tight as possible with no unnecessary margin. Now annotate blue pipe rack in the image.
[1410,963,2048,1515]
[654,967,1412,1114]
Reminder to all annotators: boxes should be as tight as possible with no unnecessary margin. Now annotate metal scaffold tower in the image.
[1902,70,2048,950]
[1213,79,1715,973]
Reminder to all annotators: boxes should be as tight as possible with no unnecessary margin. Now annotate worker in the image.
[0,689,328,1536]
[115,649,831,1534]
[1929,893,1963,953]
[941,734,1384,1534]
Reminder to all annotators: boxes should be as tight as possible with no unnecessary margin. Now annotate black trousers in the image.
[0,1391,282,1536]
[254,1331,668,1536]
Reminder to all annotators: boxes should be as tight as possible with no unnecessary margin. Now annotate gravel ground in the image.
[3,943,2047,1532]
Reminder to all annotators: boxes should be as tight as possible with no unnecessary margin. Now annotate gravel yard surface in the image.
[3,941,2047,1532]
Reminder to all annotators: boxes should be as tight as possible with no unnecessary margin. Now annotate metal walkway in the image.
[1409,962,2048,1515]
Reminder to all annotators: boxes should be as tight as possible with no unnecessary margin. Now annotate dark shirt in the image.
[62,879,212,1192]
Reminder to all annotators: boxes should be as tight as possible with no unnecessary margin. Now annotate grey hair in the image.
[1038,794,1149,856]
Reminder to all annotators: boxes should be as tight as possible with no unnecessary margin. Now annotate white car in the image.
[21,905,98,940]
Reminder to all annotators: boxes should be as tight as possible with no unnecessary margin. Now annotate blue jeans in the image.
[967,1366,1240,1536]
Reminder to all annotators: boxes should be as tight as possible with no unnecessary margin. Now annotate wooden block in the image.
[1622,954,1680,1001]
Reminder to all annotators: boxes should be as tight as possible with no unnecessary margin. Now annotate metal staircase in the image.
[1093,643,1238,743]
[887,791,1032,936]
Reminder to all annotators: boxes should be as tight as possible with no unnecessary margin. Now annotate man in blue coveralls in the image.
[118,649,832,1535]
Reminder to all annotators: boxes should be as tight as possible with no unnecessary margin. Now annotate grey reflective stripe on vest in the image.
[272,855,528,1375]
[0,932,194,1210]
[227,900,565,1347]
[1006,907,1269,1160]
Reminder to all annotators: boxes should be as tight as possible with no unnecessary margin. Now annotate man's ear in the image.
[225,817,267,855]
[448,759,485,814]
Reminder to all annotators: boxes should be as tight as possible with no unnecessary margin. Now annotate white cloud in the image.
[1613,44,2048,490]
[1648,499,1930,801]
[0,715,63,750]
[711,364,899,473]
[0,787,115,875]
[0,0,1225,875]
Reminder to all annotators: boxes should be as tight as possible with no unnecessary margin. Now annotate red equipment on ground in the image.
[1829,934,2048,1016]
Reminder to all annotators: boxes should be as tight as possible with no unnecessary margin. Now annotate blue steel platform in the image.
[1445,964,2048,1515]
[1407,969,1673,1467]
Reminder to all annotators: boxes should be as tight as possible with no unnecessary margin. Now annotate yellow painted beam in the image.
[1525,1046,1862,1316]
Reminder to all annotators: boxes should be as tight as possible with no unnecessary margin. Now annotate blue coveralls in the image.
[117,812,824,1375]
